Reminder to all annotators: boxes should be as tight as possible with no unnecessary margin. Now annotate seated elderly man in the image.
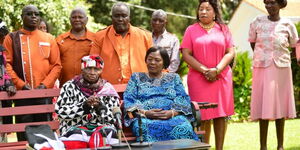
[55,55,120,149]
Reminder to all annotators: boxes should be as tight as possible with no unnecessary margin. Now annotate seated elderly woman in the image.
[55,55,120,148]
[124,47,199,142]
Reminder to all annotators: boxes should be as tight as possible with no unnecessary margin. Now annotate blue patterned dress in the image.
[124,72,199,142]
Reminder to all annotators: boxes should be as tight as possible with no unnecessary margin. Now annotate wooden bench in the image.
[0,89,60,150]
[0,84,128,149]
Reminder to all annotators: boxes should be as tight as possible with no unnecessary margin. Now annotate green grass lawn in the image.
[208,119,300,150]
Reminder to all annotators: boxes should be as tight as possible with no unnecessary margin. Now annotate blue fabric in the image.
[124,72,199,142]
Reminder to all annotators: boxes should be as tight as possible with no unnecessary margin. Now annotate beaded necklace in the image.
[199,21,215,30]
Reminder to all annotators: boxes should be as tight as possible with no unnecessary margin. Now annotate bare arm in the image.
[181,48,208,74]
[216,47,235,72]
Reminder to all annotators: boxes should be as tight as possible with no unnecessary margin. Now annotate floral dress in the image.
[124,72,198,142]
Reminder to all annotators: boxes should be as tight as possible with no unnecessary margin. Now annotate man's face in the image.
[151,13,167,34]
[22,6,40,31]
[70,10,88,32]
[111,5,130,34]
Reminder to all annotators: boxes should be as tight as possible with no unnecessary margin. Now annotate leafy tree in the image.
[0,0,102,36]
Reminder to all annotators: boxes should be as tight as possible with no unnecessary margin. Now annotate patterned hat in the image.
[81,55,104,69]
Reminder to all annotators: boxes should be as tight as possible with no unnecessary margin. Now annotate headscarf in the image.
[81,55,104,69]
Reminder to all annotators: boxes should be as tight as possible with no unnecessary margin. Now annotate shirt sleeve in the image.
[223,25,234,49]
[248,17,258,43]
[171,74,193,120]
[180,25,193,51]
[288,20,299,48]
[123,73,143,126]
[168,36,180,73]
[90,32,103,55]
[3,35,26,89]
[55,82,86,120]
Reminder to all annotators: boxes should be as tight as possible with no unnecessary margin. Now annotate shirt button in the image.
[118,79,121,82]
[24,62,26,64]
[118,68,121,71]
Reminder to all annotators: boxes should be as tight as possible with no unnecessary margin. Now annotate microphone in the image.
[112,107,123,130]
[126,106,139,119]
[111,107,129,148]
[127,107,151,147]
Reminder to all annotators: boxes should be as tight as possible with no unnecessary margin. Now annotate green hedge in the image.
[232,51,252,122]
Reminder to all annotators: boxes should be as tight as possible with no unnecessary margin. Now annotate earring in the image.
[213,16,216,20]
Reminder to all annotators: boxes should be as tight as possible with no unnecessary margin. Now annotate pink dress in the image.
[181,23,235,120]
[248,15,298,121]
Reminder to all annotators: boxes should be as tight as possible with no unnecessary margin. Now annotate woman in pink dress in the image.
[248,0,298,150]
[181,0,235,150]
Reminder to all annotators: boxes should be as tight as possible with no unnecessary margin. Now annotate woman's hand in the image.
[144,109,163,119]
[145,109,176,120]
[86,96,100,108]
[204,68,218,82]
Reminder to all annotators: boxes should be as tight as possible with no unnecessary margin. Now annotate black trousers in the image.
[14,98,52,141]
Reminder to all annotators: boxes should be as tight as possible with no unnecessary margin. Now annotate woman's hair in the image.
[196,0,224,24]
[145,46,170,69]
[264,0,287,8]
[0,19,9,38]
[39,18,51,33]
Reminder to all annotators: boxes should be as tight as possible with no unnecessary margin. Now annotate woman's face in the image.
[198,2,215,24]
[264,0,281,16]
[38,21,47,32]
[82,67,102,83]
[146,51,164,75]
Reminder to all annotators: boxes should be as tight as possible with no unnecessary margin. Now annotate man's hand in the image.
[36,83,47,89]
[6,85,16,96]
[22,84,31,90]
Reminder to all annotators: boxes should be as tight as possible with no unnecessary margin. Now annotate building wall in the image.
[228,2,264,57]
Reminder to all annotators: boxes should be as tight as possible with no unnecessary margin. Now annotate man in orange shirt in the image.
[90,2,152,84]
[3,5,61,141]
[56,8,95,86]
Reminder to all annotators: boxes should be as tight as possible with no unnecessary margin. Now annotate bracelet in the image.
[215,67,220,75]
[143,110,147,117]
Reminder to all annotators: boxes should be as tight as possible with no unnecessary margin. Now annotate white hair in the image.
[111,2,130,16]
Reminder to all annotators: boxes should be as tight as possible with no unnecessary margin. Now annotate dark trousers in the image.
[14,98,52,141]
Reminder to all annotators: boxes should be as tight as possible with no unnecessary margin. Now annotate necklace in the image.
[199,21,215,30]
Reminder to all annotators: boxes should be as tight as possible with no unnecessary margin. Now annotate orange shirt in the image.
[90,25,152,84]
[56,30,95,86]
[3,29,62,90]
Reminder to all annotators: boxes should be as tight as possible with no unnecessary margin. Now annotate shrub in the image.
[231,51,252,122]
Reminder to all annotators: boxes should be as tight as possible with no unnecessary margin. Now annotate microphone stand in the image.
[130,113,151,147]
[97,107,112,150]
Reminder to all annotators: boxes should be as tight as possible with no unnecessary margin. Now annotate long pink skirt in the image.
[250,62,296,121]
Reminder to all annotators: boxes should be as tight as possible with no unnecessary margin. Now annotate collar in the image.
[20,28,39,35]
[112,24,131,36]
[63,28,94,41]
[152,29,167,39]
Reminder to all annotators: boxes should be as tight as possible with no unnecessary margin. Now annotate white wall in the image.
[228,2,265,56]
